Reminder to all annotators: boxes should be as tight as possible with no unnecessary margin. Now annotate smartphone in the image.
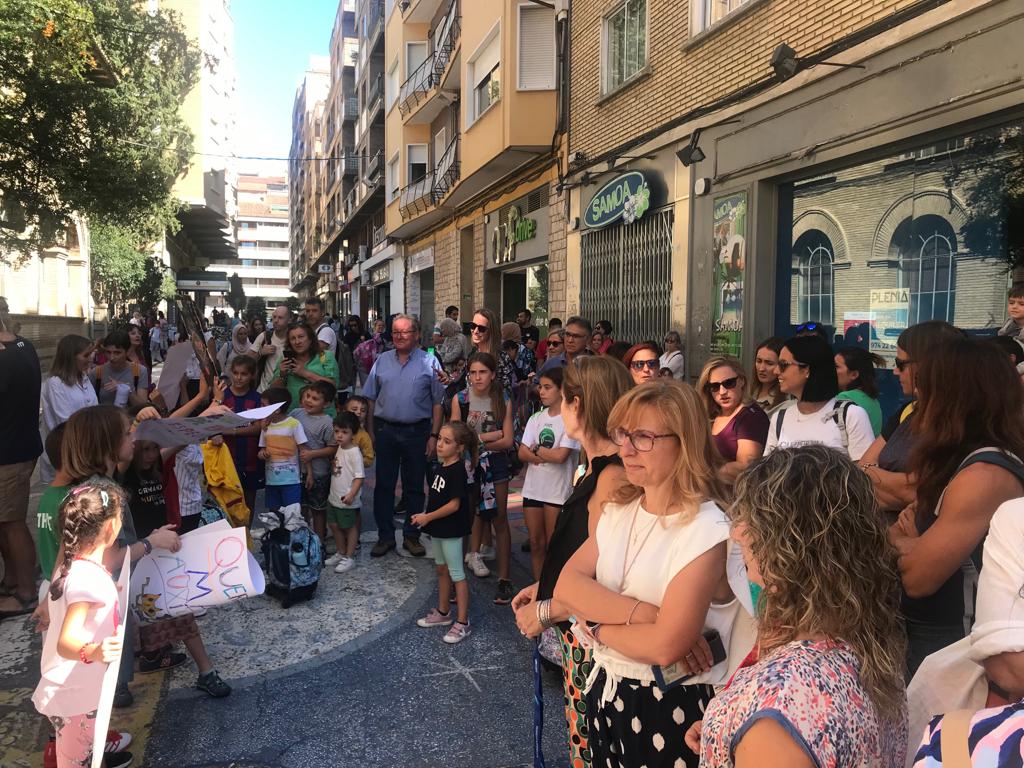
[283,349,297,361]
[652,629,727,691]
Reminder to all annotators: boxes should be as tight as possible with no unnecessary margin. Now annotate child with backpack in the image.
[258,388,309,512]
[325,412,364,574]
[291,381,337,545]
[412,421,478,644]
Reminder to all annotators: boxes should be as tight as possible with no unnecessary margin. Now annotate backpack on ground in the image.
[94,362,140,396]
[259,507,322,608]
[774,400,853,449]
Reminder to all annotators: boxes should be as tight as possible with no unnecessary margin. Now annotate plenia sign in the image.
[583,171,651,229]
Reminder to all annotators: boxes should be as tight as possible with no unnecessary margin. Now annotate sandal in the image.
[0,593,38,619]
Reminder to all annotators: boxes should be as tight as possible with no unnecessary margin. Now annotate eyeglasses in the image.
[629,359,661,371]
[610,427,677,452]
[564,331,588,341]
[894,358,914,372]
[776,360,808,372]
[468,322,489,333]
[706,376,739,393]
[392,329,415,336]
[547,340,563,348]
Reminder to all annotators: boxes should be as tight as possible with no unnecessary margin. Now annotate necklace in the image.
[619,498,660,592]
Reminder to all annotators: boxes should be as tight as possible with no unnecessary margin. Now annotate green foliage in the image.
[0,0,200,260]
[91,222,171,318]
[245,296,267,320]
[227,273,246,314]
[285,296,301,314]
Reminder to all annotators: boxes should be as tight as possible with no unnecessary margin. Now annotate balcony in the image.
[399,171,436,219]
[399,5,459,124]
[367,72,384,118]
[398,55,434,118]
[342,96,358,122]
[365,149,383,184]
[433,134,460,203]
[392,134,461,237]
[401,0,443,24]
[365,0,384,49]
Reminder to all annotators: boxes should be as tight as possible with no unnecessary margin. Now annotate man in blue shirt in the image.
[362,314,444,557]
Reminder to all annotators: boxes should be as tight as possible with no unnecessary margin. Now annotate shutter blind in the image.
[518,6,555,90]
[473,32,501,88]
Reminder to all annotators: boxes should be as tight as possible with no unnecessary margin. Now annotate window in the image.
[693,0,752,34]
[405,41,427,81]
[518,4,556,90]
[468,25,501,124]
[386,57,399,110]
[794,230,835,325]
[604,0,646,93]
[893,215,957,324]
[386,153,400,203]
[407,144,427,183]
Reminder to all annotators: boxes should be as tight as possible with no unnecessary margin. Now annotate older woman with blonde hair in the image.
[698,355,769,485]
[693,445,908,767]
[555,379,756,768]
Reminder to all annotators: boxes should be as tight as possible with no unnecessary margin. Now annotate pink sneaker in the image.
[443,621,471,644]
[416,608,453,628]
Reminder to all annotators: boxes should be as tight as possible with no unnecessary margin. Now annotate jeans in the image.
[373,419,430,543]
[905,617,965,680]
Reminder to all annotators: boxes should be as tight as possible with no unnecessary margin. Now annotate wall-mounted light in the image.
[771,42,866,83]
[676,129,705,167]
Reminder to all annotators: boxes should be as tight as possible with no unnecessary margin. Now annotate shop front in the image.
[484,186,552,326]
[360,242,405,325]
[406,245,435,333]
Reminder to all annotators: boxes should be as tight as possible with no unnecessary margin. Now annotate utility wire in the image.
[118,136,379,163]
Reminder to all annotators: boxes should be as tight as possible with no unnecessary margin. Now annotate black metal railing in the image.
[398,54,435,116]
[399,171,436,218]
[432,3,460,81]
[433,134,460,201]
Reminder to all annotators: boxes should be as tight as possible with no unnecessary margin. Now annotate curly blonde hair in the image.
[731,445,906,718]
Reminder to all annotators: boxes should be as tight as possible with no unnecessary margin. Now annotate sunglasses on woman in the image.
[547,340,562,348]
[776,360,808,372]
[706,376,739,393]
[468,322,489,333]
[629,359,660,371]
[894,357,914,372]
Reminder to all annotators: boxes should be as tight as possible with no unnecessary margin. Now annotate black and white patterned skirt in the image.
[585,669,713,768]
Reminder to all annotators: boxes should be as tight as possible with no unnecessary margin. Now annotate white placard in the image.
[92,551,130,768]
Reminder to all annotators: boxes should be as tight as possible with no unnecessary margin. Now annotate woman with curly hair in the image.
[693,445,908,768]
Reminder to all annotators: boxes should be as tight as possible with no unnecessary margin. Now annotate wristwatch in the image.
[141,538,153,555]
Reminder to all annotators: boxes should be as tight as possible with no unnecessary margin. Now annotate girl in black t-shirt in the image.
[411,422,478,645]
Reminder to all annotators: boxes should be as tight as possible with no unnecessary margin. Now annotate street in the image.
[0,467,571,768]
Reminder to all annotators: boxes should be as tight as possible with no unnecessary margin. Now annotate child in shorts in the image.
[325,411,364,574]
[257,388,308,512]
[291,381,337,544]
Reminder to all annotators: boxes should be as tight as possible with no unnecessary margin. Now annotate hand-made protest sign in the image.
[93,550,130,768]
[129,520,265,620]
[133,402,282,447]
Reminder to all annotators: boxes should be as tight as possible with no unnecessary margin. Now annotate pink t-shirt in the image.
[33,559,119,717]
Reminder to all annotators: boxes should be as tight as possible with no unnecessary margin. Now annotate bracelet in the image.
[859,462,878,469]
[537,599,553,629]
[625,598,641,625]
[141,538,153,555]
[79,643,95,664]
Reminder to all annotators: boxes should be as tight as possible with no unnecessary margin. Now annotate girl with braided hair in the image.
[32,479,134,768]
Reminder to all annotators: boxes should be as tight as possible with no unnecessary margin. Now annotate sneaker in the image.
[196,669,232,698]
[403,537,426,557]
[494,579,515,605]
[465,552,490,578]
[138,650,187,674]
[416,608,453,628]
[325,552,344,566]
[334,556,355,573]
[371,539,396,557]
[480,545,496,561]
[105,730,133,753]
[443,621,472,644]
[103,753,133,768]
[112,683,133,709]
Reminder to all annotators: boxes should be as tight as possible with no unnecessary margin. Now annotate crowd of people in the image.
[3,286,1024,767]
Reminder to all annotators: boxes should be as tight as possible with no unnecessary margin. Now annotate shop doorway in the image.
[500,264,548,326]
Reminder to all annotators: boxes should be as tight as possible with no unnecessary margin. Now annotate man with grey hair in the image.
[362,314,445,557]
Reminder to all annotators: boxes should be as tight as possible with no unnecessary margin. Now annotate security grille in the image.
[580,207,673,343]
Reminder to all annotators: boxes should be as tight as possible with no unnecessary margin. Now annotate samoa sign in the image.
[583,171,652,229]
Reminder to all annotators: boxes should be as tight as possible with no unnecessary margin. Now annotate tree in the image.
[244,296,267,320]
[0,0,200,261]
[226,272,246,316]
[91,222,172,319]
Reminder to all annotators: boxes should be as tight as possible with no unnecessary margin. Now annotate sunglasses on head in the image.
[629,359,660,371]
[706,376,739,393]
[468,322,489,332]
[796,322,821,333]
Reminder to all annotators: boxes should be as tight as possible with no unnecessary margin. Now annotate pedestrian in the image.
[253,304,292,392]
[304,297,337,355]
[511,356,632,768]
[542,328,565,368]
[39,335,99,482]
[149,320,164,364]
[698,355,769,486]
[469,308,516,395]
[324,411,364,575]
[997,285,1024,341]
[362,314,444,558]
[517,367,580,580]
[516,308,539,343]
[659,330,685,379]
[257,388,309,514]
[291,381,337,547]
[217,323,254,372]
[693,445,907,768]
[127,324,150,370]
[765,335,874,460]
[889,336,1024,678]
[622,341,661,386]
[539,316,592,374]
[31,479,135,768]
[270,323,340,418]
[554,379,755,768]
[0,295,44,619]
[453,352,516,604]
[445,305,460,323]
[412,421,477,644]
[91,330,150,409]
[35,424,70,585]
[604,339,632,362]
[536,317,562,360]
[343,396,375,468]
[591,320,613,355]
[834,346,885,437]
[247,315,266,346]
[218,355,264,514]
[747,336,786,412]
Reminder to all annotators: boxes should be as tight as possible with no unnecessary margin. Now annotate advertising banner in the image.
[869,287,910,357]
[711,192,747,359]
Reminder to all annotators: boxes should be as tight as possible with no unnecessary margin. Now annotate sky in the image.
[233,0,338,166]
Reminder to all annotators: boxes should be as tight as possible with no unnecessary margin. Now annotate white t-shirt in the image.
[764,397,874,461]
[33,559,119,717]
[254,330,288,392]
[315,323,338,356]
[521,409,580,505]
[659,349,685,380]
[329,445,365,508]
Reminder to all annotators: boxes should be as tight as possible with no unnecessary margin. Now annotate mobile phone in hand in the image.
[652,629,727,691]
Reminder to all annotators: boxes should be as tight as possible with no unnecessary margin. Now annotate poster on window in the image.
[869,288,910,358]
[712,193,747,358]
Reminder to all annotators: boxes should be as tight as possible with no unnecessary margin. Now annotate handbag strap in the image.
[940,708,974,768]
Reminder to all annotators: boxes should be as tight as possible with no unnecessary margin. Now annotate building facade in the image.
[563,0,1022,389]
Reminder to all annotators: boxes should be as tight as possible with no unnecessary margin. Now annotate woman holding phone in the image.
[270,323,340,417]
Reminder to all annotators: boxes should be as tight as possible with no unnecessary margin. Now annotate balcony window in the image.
[408,144,427,183]
[693,0,752,34]
[604,0,646,93]
[387,153,400,203]
[468,25,500,125]
[518,4,556,90]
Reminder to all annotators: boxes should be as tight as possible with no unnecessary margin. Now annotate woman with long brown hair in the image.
[270,322,340,417]
[747,336,786,412]
[468,307,516,396]
[697,355,768,485]
[889,336,1024,677]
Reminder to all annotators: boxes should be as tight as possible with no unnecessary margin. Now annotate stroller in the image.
[256,504,322,608]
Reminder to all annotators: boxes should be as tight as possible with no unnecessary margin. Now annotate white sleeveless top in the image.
[590,496,756,693]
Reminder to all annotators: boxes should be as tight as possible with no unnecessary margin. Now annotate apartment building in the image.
[381,0,564,330]
[288,56,331,295]
[563,0,1023,393]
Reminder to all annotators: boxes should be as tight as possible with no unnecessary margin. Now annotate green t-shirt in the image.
[836,389,883,438]
[36,485,69,580]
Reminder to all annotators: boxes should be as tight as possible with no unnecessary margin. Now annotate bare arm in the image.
[718,439,764,484]
[733,718,815,768]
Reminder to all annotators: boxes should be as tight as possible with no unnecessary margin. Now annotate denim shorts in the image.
[486,452,510,484]
[265,484,302,510]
